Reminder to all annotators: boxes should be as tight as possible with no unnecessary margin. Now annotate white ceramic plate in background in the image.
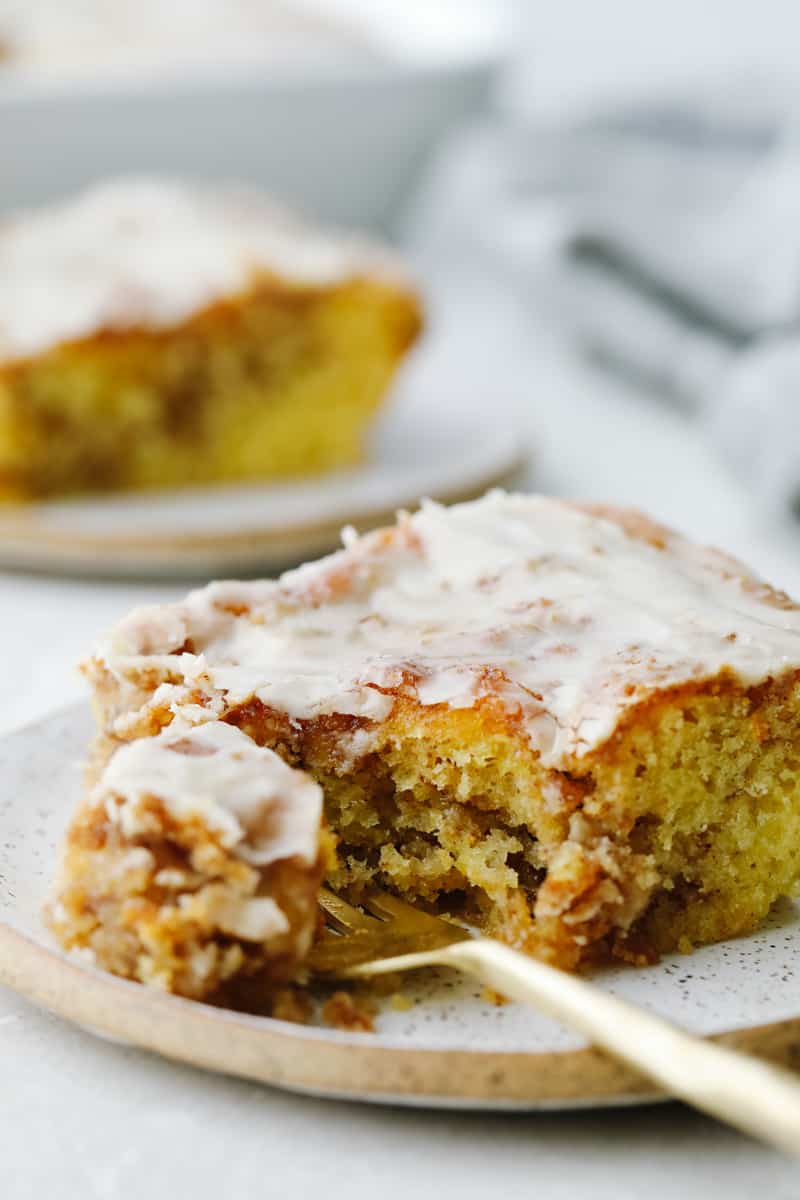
[0,1,505,231]
[1,704,800,1111]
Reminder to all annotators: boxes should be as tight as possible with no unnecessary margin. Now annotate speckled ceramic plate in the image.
[0,391,524,579]
[1,704,800,1111]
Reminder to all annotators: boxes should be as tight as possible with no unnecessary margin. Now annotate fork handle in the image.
[434,938,800,1155]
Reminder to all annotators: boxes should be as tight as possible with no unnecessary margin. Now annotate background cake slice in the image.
[62,491,800,988]
[47,720,326,999]
[0,178,421,500]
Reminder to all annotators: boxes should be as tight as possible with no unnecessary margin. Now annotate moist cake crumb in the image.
[269,987,314,1026]
[389,993,414,1012]
[322,990,377,1033]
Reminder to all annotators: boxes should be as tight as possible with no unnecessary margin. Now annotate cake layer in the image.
[0,180,421,499]
[59,492,800,982]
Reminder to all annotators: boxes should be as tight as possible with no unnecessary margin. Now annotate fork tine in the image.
[356,887,400,921]
[311,885,471,976]
[318,886,374,932]
[359,886,446,928]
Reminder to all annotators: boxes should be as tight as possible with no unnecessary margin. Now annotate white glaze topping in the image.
[100,491,800,768]
[0,177,407,363]
[96,720,322,867]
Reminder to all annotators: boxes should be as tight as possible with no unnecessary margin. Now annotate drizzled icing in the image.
[96,720,322,867]
[0,177,408,363]
[100,492,800,768]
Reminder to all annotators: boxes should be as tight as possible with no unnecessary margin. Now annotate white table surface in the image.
[3,313,800,1197]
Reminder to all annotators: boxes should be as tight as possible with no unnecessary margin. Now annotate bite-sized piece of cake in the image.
[0,178,421,500]
[46,720,326,999]
[71,491,800,976]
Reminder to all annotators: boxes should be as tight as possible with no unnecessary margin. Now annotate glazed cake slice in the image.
[47,720,326,999]
[54,492,800,989]
[0,178,421,499]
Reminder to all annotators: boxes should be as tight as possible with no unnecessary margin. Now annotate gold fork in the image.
[313,886,800,1156]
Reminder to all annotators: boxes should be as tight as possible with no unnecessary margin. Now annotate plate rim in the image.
[0,447,527,577]
[3,919,800,1109]
[3,704,800,1110]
